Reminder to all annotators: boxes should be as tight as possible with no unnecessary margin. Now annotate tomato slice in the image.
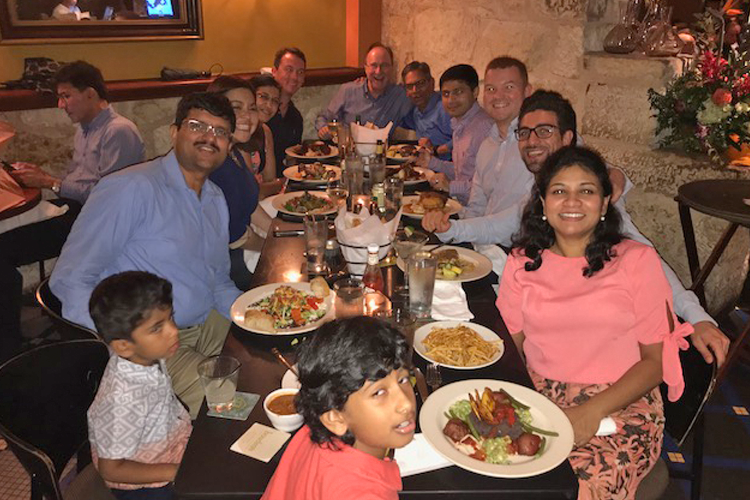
[306,297,319,310]
[291,308,303,325]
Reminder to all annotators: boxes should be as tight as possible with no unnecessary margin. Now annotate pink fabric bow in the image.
[662,321,692,401]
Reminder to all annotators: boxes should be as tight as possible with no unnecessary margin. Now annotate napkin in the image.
[351,121,393,157]
[244,248,261,273]
[474,244,507,278]
[430,281,474,321]
[334,206,401,275]
[0,200,69,235]
[260,194,279,219]
[394,433,452,477]
[230,423,290,463]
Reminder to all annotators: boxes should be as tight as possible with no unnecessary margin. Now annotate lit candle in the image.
[365,292,387,316]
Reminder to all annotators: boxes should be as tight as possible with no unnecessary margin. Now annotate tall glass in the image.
[328,119,339,144]
[326,178,348,210]
[198,355,240,412]
[408,251,437,319]
[363,154,386,187]
[343,153,364,197]
[384,177,404,213]
[392,228,429,288]
[304,215,328,275]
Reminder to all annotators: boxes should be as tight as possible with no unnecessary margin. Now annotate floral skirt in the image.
[529,369,665,500]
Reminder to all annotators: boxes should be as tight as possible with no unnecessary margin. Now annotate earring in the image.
[600,215,606,222]
[542,215,547,221]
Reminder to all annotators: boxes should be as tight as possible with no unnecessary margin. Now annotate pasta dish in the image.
[423,324,501,367]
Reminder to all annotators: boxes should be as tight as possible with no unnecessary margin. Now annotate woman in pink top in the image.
[497,146,690,500]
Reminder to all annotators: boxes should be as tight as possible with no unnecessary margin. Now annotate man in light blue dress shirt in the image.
[51,92,242,418]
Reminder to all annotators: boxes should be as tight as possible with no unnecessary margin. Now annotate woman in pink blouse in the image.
[496,146,690,500]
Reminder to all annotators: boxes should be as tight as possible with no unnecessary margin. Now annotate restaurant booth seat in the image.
[0,339,114,500]
[36,277,101,341]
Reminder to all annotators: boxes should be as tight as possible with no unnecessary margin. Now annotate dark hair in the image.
[89,271,173,343]
[273,47,307,68]
[512,146,624,277]
[401,61,432,81]
[295,317,411,446]
[54,61,107,100]
[365,42,394,64]
[485,56,528,86]
[250,75,281,93]
[519,90,577,142]
[207,75,255,95]
[440,64,479,91]
[173,92,236,133]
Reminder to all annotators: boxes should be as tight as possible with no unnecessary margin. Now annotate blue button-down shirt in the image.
[60,106,145,204]
[315,80,413,134]
[50,150,241,330]
[399,92,453,158]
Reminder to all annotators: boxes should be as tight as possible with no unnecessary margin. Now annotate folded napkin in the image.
[474,243,507,278]
[430,281,473,321]
[243,249,261,273]
[260,194,279,219]
[394,433,452,477]
[351,121,393,157]
[0,200,69,235]
[334,206,401,275]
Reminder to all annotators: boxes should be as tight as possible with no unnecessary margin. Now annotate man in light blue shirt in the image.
[397,61,452,160]
[316,43,412,138]
[51,92,241,417]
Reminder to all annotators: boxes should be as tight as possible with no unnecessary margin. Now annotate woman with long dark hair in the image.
[497,146,691,499]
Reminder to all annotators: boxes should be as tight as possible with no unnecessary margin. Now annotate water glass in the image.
[334,278,365,318]
[198,355,240,412]
[363,154,386,187]
[343,153,364,196]
[304,215,328,275]
[408,251,437,319]
[326,178,348,210]
[374,304,417,350]
[384,177,404,212]
[328,119,339,144]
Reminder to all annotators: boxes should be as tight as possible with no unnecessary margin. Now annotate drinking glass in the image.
[408,250,437,319]
[326,178,348,210]
[363,154,386,187]
[337,122,351,150]
[374,304,417,351]
[198,355,241,412]
[384,177,404,212]
[304,215,328,275]
[343,153,364,196]
[392,228,429,288]
[334,278,365,318]
[328,119,339,144]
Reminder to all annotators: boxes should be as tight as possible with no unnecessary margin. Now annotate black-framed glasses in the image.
[183,119,231,140]
[515,124,559,141]
[405,78,429,91]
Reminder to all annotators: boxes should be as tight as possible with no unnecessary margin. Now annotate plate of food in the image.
[272,191,337,216]
[413,321,504,369]
[283,163,342,184]
[386,163,434,186]
[231,279,334,335]
[397,246,492,282]
[402,193,462,219]
[420,379,574,478]
[386,144,419,162]
[286,141,339,160]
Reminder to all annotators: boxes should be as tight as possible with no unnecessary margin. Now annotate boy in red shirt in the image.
[262,317,417,500]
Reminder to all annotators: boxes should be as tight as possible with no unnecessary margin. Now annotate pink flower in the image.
[699,51,729,83]
[696,124,709,138]
[712,88,733,106]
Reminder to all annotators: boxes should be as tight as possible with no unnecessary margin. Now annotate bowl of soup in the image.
[263,388,303,432]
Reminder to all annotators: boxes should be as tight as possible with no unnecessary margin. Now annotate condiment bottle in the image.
[362,243,384,293]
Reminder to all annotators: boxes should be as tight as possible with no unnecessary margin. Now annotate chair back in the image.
[660,344,717,447]
[0,339,110,500]
[36,277,101,341]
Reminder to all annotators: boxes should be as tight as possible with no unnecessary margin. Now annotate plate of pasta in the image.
[414,321,504,370]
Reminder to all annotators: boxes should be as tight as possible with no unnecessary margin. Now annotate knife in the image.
[413,367,430,402]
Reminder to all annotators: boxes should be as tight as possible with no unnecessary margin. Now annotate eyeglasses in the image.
[404,78,429,91]
[182,119,231,140]
[515,124,559,141]
[256,91,281,107]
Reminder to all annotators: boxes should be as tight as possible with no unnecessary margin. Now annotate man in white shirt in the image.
[52,0,81,19]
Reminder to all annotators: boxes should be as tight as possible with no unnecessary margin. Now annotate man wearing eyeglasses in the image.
[315,42,412,139]
[51,92,242,418]
[396,61,453,160]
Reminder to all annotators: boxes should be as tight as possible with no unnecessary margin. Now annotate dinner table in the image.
[174,208,579,498]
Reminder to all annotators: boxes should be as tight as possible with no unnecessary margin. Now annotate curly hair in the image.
[295,317,411,446]
[513,146,624,277]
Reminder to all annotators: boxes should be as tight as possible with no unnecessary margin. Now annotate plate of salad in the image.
[272,191,337,216]
[231,282,334,335]
[420,380,574,478]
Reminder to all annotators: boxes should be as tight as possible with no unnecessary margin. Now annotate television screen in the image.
[146,0,174,17]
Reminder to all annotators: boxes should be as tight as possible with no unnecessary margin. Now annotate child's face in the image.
[116,307,180,366]
[338,367,416,458]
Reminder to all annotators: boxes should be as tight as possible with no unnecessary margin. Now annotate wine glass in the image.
[326,177,348,210]
[392,228,429,288]
[328,119,339,144]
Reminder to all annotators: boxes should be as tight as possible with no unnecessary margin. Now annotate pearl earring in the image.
[542,215,547,221]
[600,215,606,222]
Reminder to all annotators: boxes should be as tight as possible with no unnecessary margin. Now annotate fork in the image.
[425,363,442,393]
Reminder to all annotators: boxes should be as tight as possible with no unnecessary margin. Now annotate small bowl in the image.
[263,388,303,432]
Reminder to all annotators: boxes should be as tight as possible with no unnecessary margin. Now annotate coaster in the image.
[207,392,259,420]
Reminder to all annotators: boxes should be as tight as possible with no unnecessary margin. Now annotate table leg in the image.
[688,223,739,300]
[678,202,704,305]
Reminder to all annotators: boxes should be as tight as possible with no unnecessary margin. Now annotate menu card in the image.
[230,423,290,463]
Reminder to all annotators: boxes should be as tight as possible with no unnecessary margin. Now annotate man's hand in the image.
[435,144,451,157]
[416,147,432,168]
[318,126,331,140]
[417,137,434,151]
[10,162,57,189]
[607,168,626,205]
[422,211,451,233]
[562,404,602,448]
[430,172,449,192]
[691,321,730,366]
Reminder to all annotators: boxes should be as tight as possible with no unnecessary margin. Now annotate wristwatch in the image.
[51,180,61,194]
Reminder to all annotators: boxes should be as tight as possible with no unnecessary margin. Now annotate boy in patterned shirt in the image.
[87,271,192,500]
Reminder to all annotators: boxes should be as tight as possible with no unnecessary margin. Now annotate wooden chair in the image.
[35,277,101,341]
[0,339,114,500]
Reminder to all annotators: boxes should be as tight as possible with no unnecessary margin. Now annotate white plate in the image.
[271,191,338,217]
[285,144,339,160]
[420,379,574,478]
[283,165,342,184]
[386,145,419,162]
[401,195,461,219]
[281,366,301,389]
[390,166,434,186]
[230,282,334,335]
[413,321,504,369]
[397,245,492,283]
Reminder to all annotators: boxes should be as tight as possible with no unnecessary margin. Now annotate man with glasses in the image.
[397,61,453,160]
[51,92,242,418]
[416,64,494,205]
[315,42,412,139]
[269,47,306,173]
